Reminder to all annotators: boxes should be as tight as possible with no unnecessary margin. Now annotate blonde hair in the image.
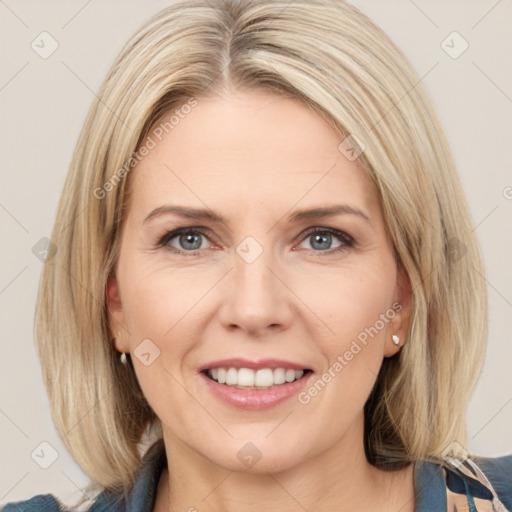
[35,0,487,499]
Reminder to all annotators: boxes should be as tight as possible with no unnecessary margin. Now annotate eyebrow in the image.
[143,204,371,225]
[287,205,370,224]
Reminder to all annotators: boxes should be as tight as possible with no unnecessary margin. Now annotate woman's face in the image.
[108,88,411,473]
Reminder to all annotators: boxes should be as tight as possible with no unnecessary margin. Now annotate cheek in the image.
[301,259,396,342]
[118,263,207,431]
[120,256,210,345]
[301,259,396,393]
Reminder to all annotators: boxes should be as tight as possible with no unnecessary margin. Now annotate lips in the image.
[200,368,313,409]
[197,357,314,408]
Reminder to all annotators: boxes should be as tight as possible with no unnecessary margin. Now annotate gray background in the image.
[1,0,511,507]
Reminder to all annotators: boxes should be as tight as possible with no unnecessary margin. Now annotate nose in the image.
[217,244,294,337]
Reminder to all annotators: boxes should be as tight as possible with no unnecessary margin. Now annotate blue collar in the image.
[90,439,512,512]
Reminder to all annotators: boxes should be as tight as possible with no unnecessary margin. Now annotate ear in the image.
[107,275,129,353]
[384,265,413,357]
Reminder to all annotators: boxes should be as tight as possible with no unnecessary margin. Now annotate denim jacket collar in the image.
[13,439,508,512]
[94,439,511,512]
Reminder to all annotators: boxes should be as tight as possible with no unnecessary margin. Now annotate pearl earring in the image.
[117,331,128,364]
[392,334,400,345]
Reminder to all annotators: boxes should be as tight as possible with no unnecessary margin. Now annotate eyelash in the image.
[156,226,355,257]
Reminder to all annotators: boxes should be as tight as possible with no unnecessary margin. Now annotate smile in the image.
[204,367,312,389]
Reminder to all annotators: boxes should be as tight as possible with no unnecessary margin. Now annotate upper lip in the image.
[198,358,312,372]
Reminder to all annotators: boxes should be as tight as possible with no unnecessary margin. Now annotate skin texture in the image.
[107,86,415,511]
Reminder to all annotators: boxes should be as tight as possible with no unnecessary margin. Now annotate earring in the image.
[117,331,127,364]
[392,334,400,345]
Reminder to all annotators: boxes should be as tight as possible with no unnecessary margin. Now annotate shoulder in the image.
[1,492,125,512]
[415,453,512,511]
[2,439,167,512]
[471,454,512,505]
[0,485,126,511]
[1,494,66,511]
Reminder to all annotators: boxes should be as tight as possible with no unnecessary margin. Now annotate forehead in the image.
[126,89,378,222]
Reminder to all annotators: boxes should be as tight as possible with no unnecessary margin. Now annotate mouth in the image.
[201,367,313,390]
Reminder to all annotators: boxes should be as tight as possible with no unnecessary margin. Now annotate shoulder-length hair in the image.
[35,0,487,496]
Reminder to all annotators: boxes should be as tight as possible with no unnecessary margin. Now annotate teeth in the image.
[206,367,306,388]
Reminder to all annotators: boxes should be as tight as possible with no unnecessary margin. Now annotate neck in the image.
[155,414,415,512]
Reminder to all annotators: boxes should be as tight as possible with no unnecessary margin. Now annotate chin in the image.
[201,437,309,474]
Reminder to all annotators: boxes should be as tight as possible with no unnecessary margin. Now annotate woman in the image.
[3,0,511,510]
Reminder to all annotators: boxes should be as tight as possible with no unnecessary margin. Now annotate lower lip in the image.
[200,371,313,410]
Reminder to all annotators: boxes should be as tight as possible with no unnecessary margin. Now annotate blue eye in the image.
[157,226,354,256]
[158,228,211,254]
[298,228,354,254]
